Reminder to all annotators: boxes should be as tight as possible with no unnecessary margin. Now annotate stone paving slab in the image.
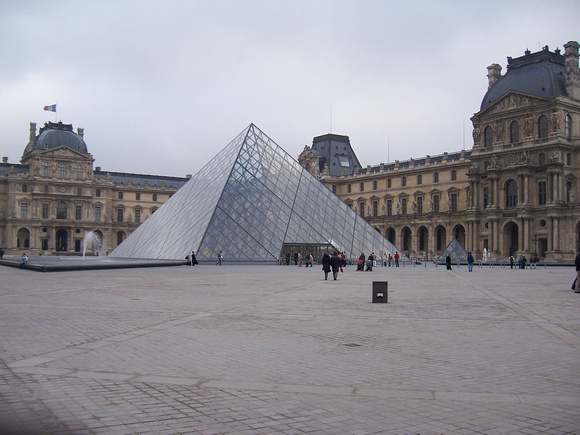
[0,262,579,434]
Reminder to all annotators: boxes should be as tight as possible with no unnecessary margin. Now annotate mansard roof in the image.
[480,46,567,111]
[23,122,89,156]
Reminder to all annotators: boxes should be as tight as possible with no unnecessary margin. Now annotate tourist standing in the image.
[394,252,400,267]
[19,252,28,269]
[446,254,452,270]
[467,252,474,272]
[322,252,331,280]
[191,251,198,266]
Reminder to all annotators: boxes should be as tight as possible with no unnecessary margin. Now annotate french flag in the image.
[43,104,57,112]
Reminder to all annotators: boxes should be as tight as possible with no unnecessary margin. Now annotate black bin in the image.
[372,281,388,303]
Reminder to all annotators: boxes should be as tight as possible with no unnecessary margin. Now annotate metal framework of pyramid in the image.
[435,238,469,264]
[110,124,399,263]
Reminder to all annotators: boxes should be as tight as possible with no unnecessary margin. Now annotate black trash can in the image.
[372,281,388,303]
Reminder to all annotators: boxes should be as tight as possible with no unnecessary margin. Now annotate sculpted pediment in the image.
[481,91,550,115]
[38,146,93,161]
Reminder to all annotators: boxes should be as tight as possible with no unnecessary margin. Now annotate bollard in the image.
[372,281,388,303]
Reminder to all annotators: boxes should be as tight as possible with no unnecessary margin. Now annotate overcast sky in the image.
[1,0,578,177]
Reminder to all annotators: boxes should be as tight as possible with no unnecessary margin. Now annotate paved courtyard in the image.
[1,261,579,434]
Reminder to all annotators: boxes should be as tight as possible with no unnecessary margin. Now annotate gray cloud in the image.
[1,0,577,176]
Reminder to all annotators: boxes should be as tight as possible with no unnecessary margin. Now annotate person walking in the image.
[467,252,474,272]
[217,251,223,266]
[331,252,341,280]
[191,250,198,266]
[322,252,331,280]
[509,255,515,269]
[446,254,452,270]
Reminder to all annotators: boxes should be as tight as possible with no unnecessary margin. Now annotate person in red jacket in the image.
[394,251,400,267]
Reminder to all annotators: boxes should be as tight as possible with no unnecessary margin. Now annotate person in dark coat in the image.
[322,252,331,280]
[575,252,580,293]
[331,252,341,280]
[467,252,474,272]
[191,251,198,266]
[446,254,452,270]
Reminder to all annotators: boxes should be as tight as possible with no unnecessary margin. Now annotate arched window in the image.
[505,179,518,208]
[538,115,548,138]
[58,163,67,178]
[56,201,67,219]
[484,126,493,147]
[42,162,51,177]
[565,113,572,140]
[510,121,520,143]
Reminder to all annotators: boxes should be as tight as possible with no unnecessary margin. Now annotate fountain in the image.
[82,231,103,261]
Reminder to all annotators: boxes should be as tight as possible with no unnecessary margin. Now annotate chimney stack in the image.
[564,40,580,100]
[487,64,502,90]
[77,127,84,138]
[2,156,8,164]
[29,122,37,142]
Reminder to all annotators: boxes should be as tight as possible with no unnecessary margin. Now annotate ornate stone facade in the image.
[0,122,188,256]
[304,42,580,262]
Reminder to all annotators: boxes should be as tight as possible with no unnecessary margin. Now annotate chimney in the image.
[564,40,580,100]
[29,122,37,142]
[77,127,84,138]
[2,156,7,164]
[487,63,502,89]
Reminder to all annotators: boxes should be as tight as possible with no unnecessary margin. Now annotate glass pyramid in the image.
[110,124,400,263]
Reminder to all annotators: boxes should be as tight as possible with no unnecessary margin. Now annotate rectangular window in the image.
[360,183,364,192]
[372,201,378,217]
[42,203,49,219]
[386,199,392,216]
[417,175,422,185]
[359,202,365,217]
[95,206,101,222]
[75,205,82,220]
[20,203,28,219]
[347,184,351,193]
[135,209,141,224]
[417,197,423,214]
[153,194,158,202]
[450,193,457,212]
[117,208,124,222]
[373,180,377,190]
[483,187,489,208]
[433,195,440,213]
[401,198,407,215]
[22,184,28,193]
[41,239,49,250]
[118,192,124,200]
[451,170,457,181]
[402,177,406,187]
[136,192,141,200]
[538,181,547,205]
[338,155,350,167]
[387,179,392,188]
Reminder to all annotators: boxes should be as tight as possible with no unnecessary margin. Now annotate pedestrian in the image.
[294,252,298,265]
[191,250,198,266]
[298,252,303,267]
[446,254,452,270]
[286,252,290,265]
[388,253,393,267]
[340,252,347,267]
[0,248,4,260]
[185,251,192,266]
[331,251,341,280]
[217,251,223,266]
[19,252,28,269]
[509,255,514,269]
[394,251,400,267]
[357,253,365,271]
[382,252,387,267]
[322,252,331,280]
[467,252,474,272]
[519,255,527,269]
[305,253,313,267]
[575,251,580,293]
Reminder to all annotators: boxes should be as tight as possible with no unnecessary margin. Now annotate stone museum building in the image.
[300,41,580,262]
[0,121,188,256]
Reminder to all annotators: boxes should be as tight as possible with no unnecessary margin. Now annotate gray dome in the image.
[23,121,88,155]
[480,47,567,111]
